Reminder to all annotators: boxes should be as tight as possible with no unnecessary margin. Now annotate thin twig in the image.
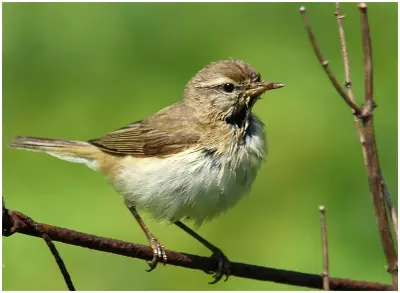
[358,2,398,288]
[335,2,367,148]
[302,3,398,289]
[319,206,330,290]
[380,171,398,240]
[299,6,362,115]
[2,206,393,291]
[359,3,374,112]
[336,0,397,253]
[20,214,75,291]
[335,3,352,94]
[339,1,399,240]
[2,199,75,291]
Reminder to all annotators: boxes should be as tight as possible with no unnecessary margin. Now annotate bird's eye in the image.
[222,83,235,93]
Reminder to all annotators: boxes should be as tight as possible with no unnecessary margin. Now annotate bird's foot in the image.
[207,249,232,284]
[146,236,167,272]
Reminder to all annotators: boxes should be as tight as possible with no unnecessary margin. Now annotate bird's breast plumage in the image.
[111,114,266,227]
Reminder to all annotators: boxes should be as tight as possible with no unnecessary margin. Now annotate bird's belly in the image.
[111,144,264,226]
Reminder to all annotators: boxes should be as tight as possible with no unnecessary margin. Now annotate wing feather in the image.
[88,104,201,157]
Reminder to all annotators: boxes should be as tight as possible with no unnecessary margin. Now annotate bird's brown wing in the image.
[88,104,202,157]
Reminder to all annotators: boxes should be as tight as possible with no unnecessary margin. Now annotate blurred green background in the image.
[2,2,397,290]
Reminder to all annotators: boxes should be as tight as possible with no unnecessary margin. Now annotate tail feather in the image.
[10,136,88,151]
[9,136,100,166]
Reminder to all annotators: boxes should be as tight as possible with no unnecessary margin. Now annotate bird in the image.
[9,59,284,283]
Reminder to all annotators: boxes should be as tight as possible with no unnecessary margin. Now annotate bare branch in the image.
[380,172,398,240]
[299,6,362,115]
[358,3,398,288]
[301,3,398,288]
[336,1,397,246]
[2,205,393,291]
[335,3,352,94]
[335,2,375,221]
[335,2,366,145]
[2,200,75,291]
[359,3,374,112]
[319,206,330,290]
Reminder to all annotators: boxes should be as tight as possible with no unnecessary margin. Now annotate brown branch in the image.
[358,3,398,288]
[301,2,398,289]
[335,2,367,147]
[299,6,362,115]
[336,1,398,251]
[319,206,330,290]
[2,206,393,291]
[334,4,399,241]
[2,200,75,291]
[335,3,352,95]
[380,171,398,240]
[359,3,374,112]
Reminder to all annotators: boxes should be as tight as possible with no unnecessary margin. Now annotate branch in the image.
[2,200,75,291]
[336,0,398,254]
[335,2,366,146]
[2,206,393,291]
[336,0,398,250]
[299,6,362,115]
[380,171,398,240]
[335,2,398,256]
[319,206,329,290]
[359,3,373,112]
[300,3,398,289]
[358,3,398,288]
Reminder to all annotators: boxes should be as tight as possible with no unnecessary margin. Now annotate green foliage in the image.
[3,2,397,290]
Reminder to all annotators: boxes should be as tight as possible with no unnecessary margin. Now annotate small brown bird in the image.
[10,60,284,283]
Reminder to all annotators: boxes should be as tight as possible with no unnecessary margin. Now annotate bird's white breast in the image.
[112,116,266,227]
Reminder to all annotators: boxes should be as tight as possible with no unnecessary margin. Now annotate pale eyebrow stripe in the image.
[195,77,237,88]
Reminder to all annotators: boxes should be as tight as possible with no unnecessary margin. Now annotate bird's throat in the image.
[226,103,253,129]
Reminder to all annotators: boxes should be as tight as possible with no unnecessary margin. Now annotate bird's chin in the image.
[247,95,260,109]
[226,105,252,128]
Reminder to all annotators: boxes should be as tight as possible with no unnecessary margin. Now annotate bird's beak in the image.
[245,81,285,97]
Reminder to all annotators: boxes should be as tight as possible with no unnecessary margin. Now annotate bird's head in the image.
[183,60,284,128]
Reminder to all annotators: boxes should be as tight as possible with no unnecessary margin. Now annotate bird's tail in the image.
[9,136,100,166]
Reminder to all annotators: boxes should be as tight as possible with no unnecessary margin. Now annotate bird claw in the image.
[145,236,167,272]
[208,249,231,284]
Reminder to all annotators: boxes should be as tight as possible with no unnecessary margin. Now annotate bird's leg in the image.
[174,221,231,284]
[128,206,167,271]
